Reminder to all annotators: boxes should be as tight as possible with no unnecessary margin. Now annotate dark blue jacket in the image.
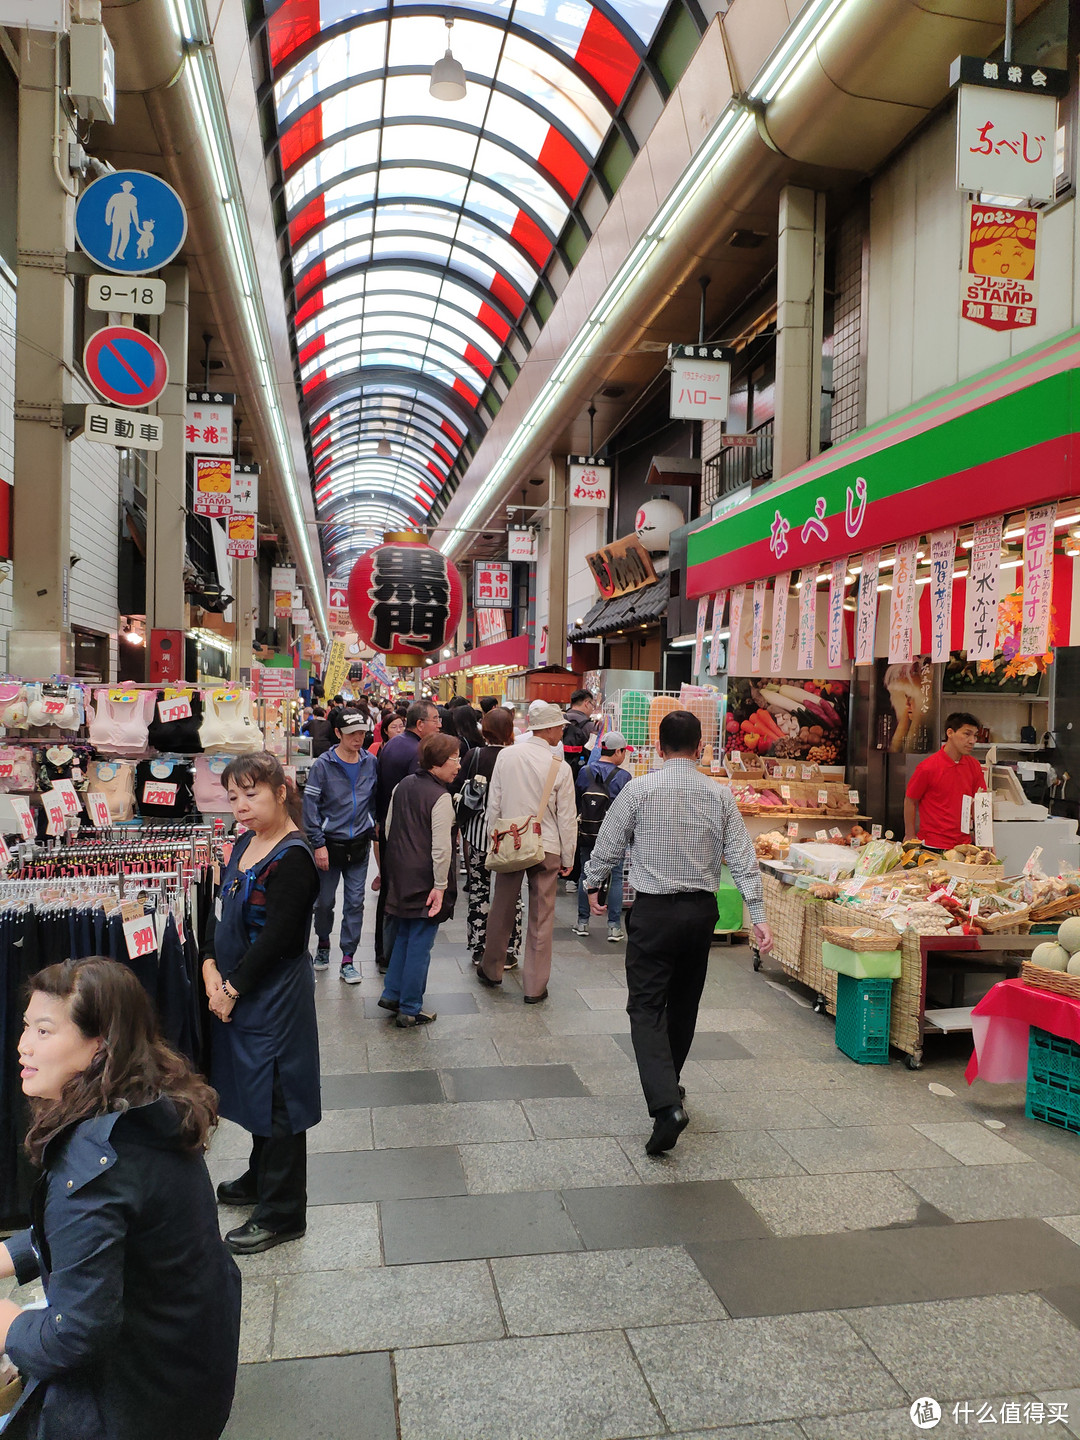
[4,1098,241,1440]
[302,745,379,848]
[576,751,632,801]
[375,728,421,833]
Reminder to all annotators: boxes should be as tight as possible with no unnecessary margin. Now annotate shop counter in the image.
[965,977,1080,1085]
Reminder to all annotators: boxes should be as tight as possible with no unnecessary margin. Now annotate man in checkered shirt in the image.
[584,709,773,1157]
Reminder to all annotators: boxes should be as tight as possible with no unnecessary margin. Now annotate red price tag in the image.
[10,797,35,841]
[0,763,14,779]
[44,796,65,837]
[53,781,80,815]
[123,915,157,959]
[86,792,112,829]
[0,835,11,868]
[157,697,192,724]
[142,782,178,806]
[42,698,66,716]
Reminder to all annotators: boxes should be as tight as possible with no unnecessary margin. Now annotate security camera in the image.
[69,553,82,568]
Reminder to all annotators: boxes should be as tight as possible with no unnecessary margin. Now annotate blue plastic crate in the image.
[1029,1027,1080,1087]
[834,973,893,1064]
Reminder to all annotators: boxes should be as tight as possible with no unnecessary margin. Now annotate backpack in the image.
[577,765,613,844]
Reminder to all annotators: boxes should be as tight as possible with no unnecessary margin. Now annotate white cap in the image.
[527,700,566,730]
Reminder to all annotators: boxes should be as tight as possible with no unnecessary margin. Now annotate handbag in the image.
[454,749,488,828]
[485,756,562,873]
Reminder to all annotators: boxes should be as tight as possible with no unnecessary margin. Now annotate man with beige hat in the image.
[476,699,578,1003]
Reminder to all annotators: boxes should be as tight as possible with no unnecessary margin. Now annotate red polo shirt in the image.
[906,746,987,850]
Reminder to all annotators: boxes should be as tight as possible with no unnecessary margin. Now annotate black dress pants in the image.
[624,890,718,1116]
[242,1069,307,1231]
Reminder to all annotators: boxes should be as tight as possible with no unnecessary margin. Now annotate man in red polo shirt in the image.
[904,712,986,850]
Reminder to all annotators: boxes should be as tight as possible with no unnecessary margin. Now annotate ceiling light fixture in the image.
[376,436,392,457]
[430,18,467,102]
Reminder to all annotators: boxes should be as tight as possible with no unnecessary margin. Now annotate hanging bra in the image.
[136,758,195,818]
[89,690,156,754]
[26,683,81,730]
[198,691,261,754]
[148,690,204,755]
[86,760,136,821]
[193,754,234,812]
[0,684,28,731]
[0,746,37,792]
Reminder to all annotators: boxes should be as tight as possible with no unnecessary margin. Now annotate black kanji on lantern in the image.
[368,546,451,651]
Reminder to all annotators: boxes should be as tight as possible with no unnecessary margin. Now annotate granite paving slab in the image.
[229,1203,381,1277]
[319,1070,442,1109]
[238,1277,275,1364]
[362,991,478,1018]
[306,1109,374,1154]
[306,1144,466,1204]
[733,1171,930,1237]
[371,1099,531,1148]
[897,1162,1080,1221]
[1046,1216,1080,1246]
[460,1136,640,1193]
[613,1032,754,1064]
[561,1179,769,1250]
[620,1130,806,1184]
[769,1124,964,1175]
[800,1085,971,1127]
[521,1096,653,1139]
[222,1353,397,1440]
[799,1399,1047,1440]
[912,1121,1035,1165]
[380,1189,582,1265]
[441,1062,588,1102]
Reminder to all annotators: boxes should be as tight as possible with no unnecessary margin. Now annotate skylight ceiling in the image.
[257,0,670,573]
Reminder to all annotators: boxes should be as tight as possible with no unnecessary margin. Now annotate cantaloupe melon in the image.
[1032,941,1071,971]
[1057,916,1080,954]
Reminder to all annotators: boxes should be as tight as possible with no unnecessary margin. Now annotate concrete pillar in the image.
[773,186,826,479]
[10,32,75,678]
[546,455,569,669]
[145,265,189,648]
[233,558,255,681]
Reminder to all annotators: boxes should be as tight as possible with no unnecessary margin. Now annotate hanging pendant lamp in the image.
[430,17,467,102]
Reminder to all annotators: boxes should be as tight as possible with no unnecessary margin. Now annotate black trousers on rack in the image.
[240,1069,307,1232]
[624,890,719,1117]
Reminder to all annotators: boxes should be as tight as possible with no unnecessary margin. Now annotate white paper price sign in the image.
[887,887,902,903]
[946,876,959,896]
[787,822,799,838]
[802,767,813,780]
[781,784,791,801]
[123,913,157,960]
[39,697,68,717]
[43,791,66,837]
[849,790,860,805]
[786,765,797,779]
[828,866,841,883]
[157,696,192,724]
[829,827,843,839]
[53,780,81,815]
[142,782,178,807]
[973,791,994,849]
[86,792,112,829]
[818,789,829,806]
[871,824,882,839]
[816,829,828,841]
[10,796,35,842]
[962,794,974,835]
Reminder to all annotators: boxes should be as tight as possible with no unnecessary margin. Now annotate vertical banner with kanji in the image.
[708,590,727,676]
[728,585,746,669]
[1021,503,1056,656]
[797,566,818,671]
[771,571,791,674]
[888,538,919,663]
[751,577,768,672]
[693,594,709,675]
[193,456,232,517]
[966,515,1003,659]
[827,558,847,669]
[928,528,958,663]
[226,467,258,559]
[855,549,880,665]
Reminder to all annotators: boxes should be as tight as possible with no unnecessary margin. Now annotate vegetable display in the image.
[726,677,849,763]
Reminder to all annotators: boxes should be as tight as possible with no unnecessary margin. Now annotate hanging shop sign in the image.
[271,566,296,590]
[693,595,709,675]
[253,667,296,698]
[507,527,538,562]
[962,203,1038,332]
[770,574,790,675]
[1021,503,1056,656]
[83,326,168,409]
[473,560,512,609]
[568,460,611,508]
[888,538,919,663]
[709,590,727,676]
[685,329,1080,598]
[729,586,746,674]
[347,532,464,667]
[796,569,817,672]
[669,346,731,421]
[586,533,658,600]
[950,56,1070,100]
[273,589,293,618]
[225,465,258,559]
[929,528,958,663]
[966,514,1003,659]
[185,391,235,454]
[751,577,768,671]
[855,549,880,666]
[322,639,350,699]
[328,577,351,632]
[476,607,508,645]
[75,169,188,276]
[826,559,846,670]
[193,455,232,516]
[87,275,166,316]
[0,1,67,28]
[82,404,163,451]
[955,83,1058,204]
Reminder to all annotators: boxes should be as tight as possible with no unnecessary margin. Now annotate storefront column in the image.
[773,185,826,479]
[10,32,75,678]
[233,560,255,681]
[145,265,189,644]
[547,454,569,668]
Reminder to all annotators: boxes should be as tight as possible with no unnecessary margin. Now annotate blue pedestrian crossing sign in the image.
[75,169,188,276]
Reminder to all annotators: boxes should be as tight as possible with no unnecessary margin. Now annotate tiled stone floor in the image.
[13,876,1080,1437]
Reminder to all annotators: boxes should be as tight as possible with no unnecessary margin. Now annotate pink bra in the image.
[89,691,156,754]
[194,754,233,812]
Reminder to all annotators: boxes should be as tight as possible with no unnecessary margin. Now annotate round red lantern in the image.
[347,531,464,668]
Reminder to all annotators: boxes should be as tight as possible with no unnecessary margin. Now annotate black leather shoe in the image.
[645,1106,689,1156]
[475,966,501,988]
[377,997,399,1013]
[396,1010,437,1028]
[523,989,548,1005]
[216,1176,258,1207]
[225,1219,305,1254]
[678,1085,686,1100]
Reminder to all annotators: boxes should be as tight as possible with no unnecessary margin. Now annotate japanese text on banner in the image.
[929,528,958,664]
[693,595,709,675]
[708,590,727,676]
[827,558,847,669]
[771,572,790,674]
[192,456,232,517]
[728,585,746,670]
[797,565,818,671]
[966,514,1003,659]
[751,578,767,671]
[855,549,880,665]
[888,538,919,663]
[1021,503,1056,656]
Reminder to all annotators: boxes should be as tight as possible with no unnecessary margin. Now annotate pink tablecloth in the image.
[966,977,1080,1084]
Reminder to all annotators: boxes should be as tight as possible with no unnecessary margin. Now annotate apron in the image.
[209,831,321,1137]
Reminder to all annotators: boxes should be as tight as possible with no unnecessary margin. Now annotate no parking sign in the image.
[83,326,169,409]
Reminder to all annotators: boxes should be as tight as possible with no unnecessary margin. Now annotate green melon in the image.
[1057,916,1080,954]
[1032,941,1071,972]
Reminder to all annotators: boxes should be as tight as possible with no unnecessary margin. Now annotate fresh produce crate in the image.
[822,939,902,980]
[1029,1027,1080,1086]
[1026,1070,1080,1135]
[834,974,893,1064]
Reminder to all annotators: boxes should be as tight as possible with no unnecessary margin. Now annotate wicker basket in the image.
[821,924,899,953]
[1021,960,1080,1000]
[976,904,1029,933]
[1029,893,1080,923]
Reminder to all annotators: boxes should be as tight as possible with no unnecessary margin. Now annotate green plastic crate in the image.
[834,973,893,1064]
[1029,1027,1080,1086]
[1026,1028,1080,1133]
[822,939,902,980]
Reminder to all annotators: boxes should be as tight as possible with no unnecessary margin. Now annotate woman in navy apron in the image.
[201,753,320,1255]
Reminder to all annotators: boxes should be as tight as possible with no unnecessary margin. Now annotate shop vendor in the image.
[903,711,986,850]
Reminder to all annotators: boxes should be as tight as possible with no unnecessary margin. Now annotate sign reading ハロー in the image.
[669,347,731,422]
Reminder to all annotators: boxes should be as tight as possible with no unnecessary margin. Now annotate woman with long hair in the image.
[202,752,320,1255]
[0,958,240,1440]
[368,708,404,755]
[459,706,523,969]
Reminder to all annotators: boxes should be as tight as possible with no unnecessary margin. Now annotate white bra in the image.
[89,691,155,754]
[199,691,261,754]
[26,684,80,730]
[0,684,27,730]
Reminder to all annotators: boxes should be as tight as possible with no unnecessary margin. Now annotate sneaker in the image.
[313,946,330,972]
[607,924,626,943]
[504,953,519,971]
[564,880,576,894]
[395,1010,437,1028]
[572,922,590,938]
[340,962,362,984]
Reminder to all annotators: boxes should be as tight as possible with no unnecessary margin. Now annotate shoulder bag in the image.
[485,756,562,873]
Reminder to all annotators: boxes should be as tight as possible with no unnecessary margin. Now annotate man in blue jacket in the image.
[303,709,379,984]
[573,731,631,942]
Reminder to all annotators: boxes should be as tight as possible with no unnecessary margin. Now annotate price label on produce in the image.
[710,756,722,775]
[802,767,813,780]
[157,696,192,724]
[0,762,12,780]
[786,822,799,838]
[86,792,111,829]
[969,897,980,919]
[10,796,35,842]
[781,784,791,800]
[816,828,828,841]
[946,876,959,896]
[142,782,178,807]
[842,878,865,896]
[786,765,797,779]
[43,791,65,837]
[828,866,840,883]
[1024,846,1044,875]
[887,887,901,902]
[818,789,829,806]
[52,780,80,815]
[829,827,843,839]
[848,789,860,805]
[928,888,948,903]
[123,913,157,960]
[871,824,882,839]
[730,750,742,767]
